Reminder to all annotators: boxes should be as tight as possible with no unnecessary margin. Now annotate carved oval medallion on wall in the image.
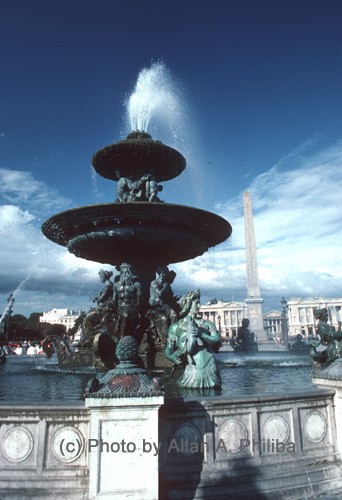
[1,426,34,463]
[168,422,203,456]
[303,410,327,443]
[218,418,248,453]
[262,415,290,443]
[51,426,84,463]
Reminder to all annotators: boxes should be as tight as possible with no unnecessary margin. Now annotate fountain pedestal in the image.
[85,335,164,499]
[85,395,164,500]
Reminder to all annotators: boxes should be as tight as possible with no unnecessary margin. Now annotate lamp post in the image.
[217,314,222,334]
[280,296,289,350]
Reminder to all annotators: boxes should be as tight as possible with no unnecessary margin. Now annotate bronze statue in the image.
[230,318,258,354]
[85,335,163,397]
[42,269,117,371]
[164,290,222,389]
[311,308,342,366]
[116,174,163,202]
[79,269,115,348]
[148,266,179,338]
[112,263,142,340]
[145,174,163,202]
[141,266,180,368]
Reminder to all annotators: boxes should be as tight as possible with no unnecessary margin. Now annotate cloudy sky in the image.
[1,0,342,317]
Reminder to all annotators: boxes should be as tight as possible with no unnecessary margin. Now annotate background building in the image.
[199,300,246,339]
[39,308,83,331]
[199,297,342,343]
[287,297,342,337]
[263,310,283,339]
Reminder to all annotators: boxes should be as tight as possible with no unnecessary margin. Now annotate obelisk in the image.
[243,191,267,342]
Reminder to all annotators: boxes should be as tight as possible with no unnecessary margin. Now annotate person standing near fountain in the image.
[165,290,222,389]
[0,346,6,364]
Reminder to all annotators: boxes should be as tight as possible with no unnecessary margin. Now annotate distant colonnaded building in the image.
[199,297,342,340]
[39,308,83,331]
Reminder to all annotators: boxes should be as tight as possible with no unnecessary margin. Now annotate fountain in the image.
[41,129,231,376]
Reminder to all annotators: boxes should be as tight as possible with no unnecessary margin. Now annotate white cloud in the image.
[212,137,342,300]
[0,168,71,215]
[0,174,102,313]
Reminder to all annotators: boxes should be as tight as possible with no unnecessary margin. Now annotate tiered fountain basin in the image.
[91,131,186,181]
[42,131,231,267]
[42,202,231,266]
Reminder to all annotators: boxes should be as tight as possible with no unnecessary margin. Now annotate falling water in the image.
[125,61,208,207]
[0,274,33,324]
[90,165,104,203]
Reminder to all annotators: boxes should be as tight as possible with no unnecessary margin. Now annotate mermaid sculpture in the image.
[165,290,222,389]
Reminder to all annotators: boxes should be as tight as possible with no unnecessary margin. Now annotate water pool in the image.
[0,351,317,404]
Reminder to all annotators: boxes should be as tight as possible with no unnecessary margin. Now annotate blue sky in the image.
[1,0,342,317]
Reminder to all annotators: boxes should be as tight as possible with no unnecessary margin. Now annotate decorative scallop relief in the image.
[1,426,34,463]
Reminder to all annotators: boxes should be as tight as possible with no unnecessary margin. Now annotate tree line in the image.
[0,312,85,343]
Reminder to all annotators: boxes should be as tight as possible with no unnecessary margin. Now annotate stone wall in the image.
[0,404,89,499]
[1,389,342,499]
[159,389,342,499]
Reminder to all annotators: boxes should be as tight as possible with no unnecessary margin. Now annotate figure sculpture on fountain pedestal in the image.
[116,174,163,203]
[148,266,180,339]
[164,290,222,389]
[230,318,258,354]
[311,308,342,371]
[79,269,115,348]
[112,263,143,340]
[142,266,180,368]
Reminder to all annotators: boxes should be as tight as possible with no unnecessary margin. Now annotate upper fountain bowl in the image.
[92,131,186,182]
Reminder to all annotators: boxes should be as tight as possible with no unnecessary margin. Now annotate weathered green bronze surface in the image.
[42,132,231,387]
[311,308,342,372]
[165,290,222,388]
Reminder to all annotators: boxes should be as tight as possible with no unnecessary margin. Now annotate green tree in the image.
[26,312,45,339]
[8,314,27,341]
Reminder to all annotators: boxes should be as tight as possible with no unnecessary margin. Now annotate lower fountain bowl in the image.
[42,202,232,266]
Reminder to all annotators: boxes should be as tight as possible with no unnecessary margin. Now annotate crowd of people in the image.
[0,341,44,356]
